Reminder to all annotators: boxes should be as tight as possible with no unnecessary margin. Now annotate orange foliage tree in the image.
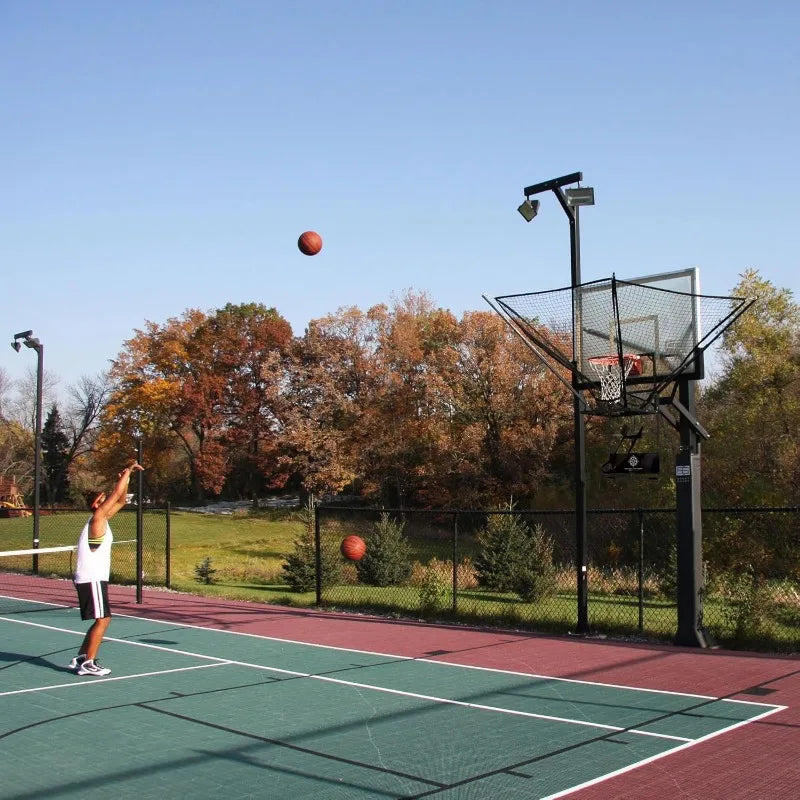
[100,304,293,501]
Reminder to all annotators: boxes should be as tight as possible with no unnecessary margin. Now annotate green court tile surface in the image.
[1,599,784,800]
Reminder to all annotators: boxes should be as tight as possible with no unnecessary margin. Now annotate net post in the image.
[136,437,143,604]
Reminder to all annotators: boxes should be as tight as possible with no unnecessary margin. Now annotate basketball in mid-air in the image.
[340,535,367,561]
[298,230,323,256]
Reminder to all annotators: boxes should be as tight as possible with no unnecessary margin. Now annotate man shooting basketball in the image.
[69,462,143,676]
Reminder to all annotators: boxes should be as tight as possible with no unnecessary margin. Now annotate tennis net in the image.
[0,540,144,615]
[0,540,138,579]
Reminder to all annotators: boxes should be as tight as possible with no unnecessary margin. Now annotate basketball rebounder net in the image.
[485,269,753,419]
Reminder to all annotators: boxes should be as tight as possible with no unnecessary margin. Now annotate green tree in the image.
[356,513,413,586]
[513,523,558,602]
[474,505,557,601]
[701,270,800,506]
[474,506,530,593]
[41,404,71,505]
[282,499,342,591]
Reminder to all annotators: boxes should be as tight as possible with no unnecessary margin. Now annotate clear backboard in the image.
[576,268,701,388]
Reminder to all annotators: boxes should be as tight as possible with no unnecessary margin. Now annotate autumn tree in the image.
[101,309,208,498]
[103,304,294,502]
[294,294,572,509]
[362,292,462,507]
[284,306,379,498]
[447,310,572,507]
[188,303,294,501]
[0,368,32,489]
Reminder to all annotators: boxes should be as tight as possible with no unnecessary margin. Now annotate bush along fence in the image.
[314,505,800,653]
[0,505,171,589]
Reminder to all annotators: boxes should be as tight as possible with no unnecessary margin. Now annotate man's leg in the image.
[83,617,110,660]
[72,582,111,672]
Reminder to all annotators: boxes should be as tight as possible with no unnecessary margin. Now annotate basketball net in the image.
[589,355,642,403]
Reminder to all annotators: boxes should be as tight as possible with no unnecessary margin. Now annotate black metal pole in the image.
[32,343,43,575]
[165,501,171,589]
[314,503,322,605]
[674,377,711,647]
[136,437,143,604]
[452,512,459,614]
[520,173,591,634]
[638,510,645,633]
[566,201,589,634]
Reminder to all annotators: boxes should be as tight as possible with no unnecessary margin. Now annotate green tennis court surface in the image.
[1,596,785,799]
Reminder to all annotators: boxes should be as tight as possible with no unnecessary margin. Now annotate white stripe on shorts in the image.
[91,580,105,618]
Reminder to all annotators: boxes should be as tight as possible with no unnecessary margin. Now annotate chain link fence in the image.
[0,506,170,587]
[315,505,800,652]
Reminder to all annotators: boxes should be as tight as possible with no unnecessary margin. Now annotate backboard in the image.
[576,268,701,388]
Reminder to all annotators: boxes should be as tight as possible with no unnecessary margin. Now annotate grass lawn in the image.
[3,509,797,652]
[167,510,313,604]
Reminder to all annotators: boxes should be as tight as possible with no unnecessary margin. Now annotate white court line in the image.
[0,593,785,710]
[1,614,693,743]
[109,607,786,708]
[1,662,229,697]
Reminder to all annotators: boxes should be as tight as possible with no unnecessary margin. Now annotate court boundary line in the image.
[1,662,229,697]
[0,592,786,713]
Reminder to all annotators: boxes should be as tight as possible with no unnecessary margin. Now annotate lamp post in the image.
[518,173,594,634]
[12,330,44,574]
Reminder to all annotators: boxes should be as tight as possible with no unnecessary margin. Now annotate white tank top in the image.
[74,519,113,582]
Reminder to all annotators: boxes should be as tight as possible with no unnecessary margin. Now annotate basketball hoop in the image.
[588,354,642,403]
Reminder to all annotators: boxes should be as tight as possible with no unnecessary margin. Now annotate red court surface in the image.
[4,574,798,799]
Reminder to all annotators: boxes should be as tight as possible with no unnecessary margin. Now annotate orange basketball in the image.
[298,230,323,256]
[340,535,367,561]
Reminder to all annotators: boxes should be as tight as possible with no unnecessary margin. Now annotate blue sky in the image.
[3,1,798,396]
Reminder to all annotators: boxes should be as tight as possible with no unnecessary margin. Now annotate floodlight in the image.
[565,187,595,207]
[517,198,540,222]
[11,341,21,352]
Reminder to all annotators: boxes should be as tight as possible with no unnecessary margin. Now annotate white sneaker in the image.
[68,654,87,670]
[77,660,111,676]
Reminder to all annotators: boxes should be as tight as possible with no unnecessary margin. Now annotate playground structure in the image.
[0,476,31,517]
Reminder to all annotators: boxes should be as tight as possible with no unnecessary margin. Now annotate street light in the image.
[517,172,594,634]
[11,330,44,574]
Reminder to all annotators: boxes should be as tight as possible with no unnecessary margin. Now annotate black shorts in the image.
[75,581,111,620]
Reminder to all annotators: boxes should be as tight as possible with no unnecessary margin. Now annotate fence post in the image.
[314,504,322,605]
[452,512,459,614]
[638,509,644,633]
[165,502,171,589]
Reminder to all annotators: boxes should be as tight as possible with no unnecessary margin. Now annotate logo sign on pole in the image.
[604,452,660,475]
